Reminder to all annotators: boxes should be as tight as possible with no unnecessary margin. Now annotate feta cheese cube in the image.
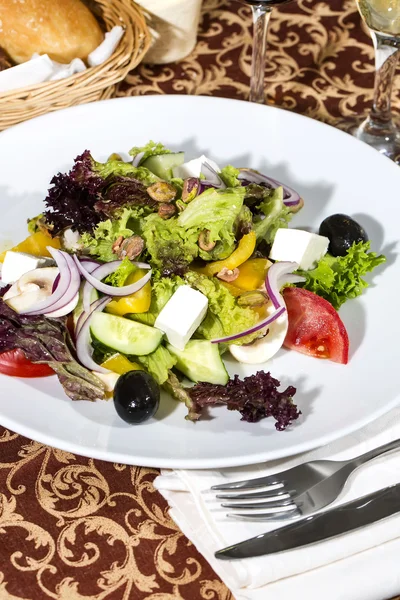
[63,228,82,251]
[154,285,208,350]
[172,154,221,179]
[1,251,54,285]
[269,229,329,270]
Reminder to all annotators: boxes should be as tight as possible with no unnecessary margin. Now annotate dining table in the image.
[0,0,399,599]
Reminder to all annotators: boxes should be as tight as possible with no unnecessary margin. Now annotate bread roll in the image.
[0,48,13,71]
[0,0,104,64]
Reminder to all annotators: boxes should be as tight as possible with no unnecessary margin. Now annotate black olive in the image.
[113,370,160,424]
[319,214,368,257]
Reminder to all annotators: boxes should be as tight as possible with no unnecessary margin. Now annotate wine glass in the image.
[353,0,400,162]
[244,0,293,104]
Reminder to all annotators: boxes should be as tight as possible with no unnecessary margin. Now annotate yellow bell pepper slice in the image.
[235,258,272,291]
[101,354,142,375]
[202,231,257,276]
[218,280,244,297]
[106,269,151,316]
[0,232,61,263]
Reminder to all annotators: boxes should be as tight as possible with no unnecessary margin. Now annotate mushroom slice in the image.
[5,267,59,314]
[229,302,288,365]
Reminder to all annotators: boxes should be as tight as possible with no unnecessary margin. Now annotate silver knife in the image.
[215,483,400,560]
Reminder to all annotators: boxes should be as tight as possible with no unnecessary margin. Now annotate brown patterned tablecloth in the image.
[1,1,399,599]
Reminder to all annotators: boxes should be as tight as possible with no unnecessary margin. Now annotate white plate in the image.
[0,95,398,468]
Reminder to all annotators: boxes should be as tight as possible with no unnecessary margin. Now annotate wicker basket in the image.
[0,0,151,131]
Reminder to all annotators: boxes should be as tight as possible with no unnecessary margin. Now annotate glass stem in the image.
[249,5,272,104]
[365,32,400,134]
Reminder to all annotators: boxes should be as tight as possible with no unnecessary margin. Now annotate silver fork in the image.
[211,437,400,521]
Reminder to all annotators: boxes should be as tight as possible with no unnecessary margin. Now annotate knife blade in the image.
[215,483,400,560]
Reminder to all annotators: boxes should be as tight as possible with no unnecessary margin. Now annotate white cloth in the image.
[0,26,124,93]
[0,54,54,93]
[87,26,124,67]
[154,407,400,600]
[48,57,86,81]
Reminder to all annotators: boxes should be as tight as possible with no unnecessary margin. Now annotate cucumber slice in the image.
[73,285,99,329]
[90,312,163,356]
[167,340,229,385]
[142,152,185,180]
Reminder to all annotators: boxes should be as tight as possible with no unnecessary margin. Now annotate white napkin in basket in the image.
[154,407,400,600]
[0,26,124,93]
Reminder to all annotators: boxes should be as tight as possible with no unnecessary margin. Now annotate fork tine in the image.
[221,498,295,510]
[211,474,283,491]
[228,508,300,522]
[216,489,290,501]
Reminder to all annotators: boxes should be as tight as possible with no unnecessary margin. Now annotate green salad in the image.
[0,141,385,429]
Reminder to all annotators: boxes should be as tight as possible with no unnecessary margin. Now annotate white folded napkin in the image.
[0,54,54,93]
[155,407,400,600]
[0,26,124,93]
[87,26,124,67]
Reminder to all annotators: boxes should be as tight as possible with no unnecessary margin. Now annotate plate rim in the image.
[1,94,397,171]
[0,395,399,468]
[0,94,399,468]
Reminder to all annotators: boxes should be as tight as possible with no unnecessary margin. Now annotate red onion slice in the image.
[201,161,226,189]
[211,262,305,344]
[266,262,305,310]
[81,260,151,313]
[76,296,112,374]
[238,169,301,207]
[81,261,121,313]
[211,305,286,344]
[79,259,101,273]
[82,281,95,314]
[46,291,80,318]
[75,296,109,338]
[73,256,152,297]
[75,308,88,338]
[80,261,101,313]
[52,273,60,293]
[131,151,145,167]
[23,249,81,315]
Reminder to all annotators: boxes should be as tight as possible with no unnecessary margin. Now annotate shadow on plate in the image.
[339,298,366,360]
[257,158,336,227]
[0,186,45,245]
[168,137,336,228]
[337,212,398,278]
[278,373,320,426]
[353,212,385,250]
[154,390,180,421]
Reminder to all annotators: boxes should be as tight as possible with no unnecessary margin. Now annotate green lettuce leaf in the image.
[253,187,292,244]
[235,205,254,237]
[104,258,137,287]
[184,271,259,345]
[177,187,244,232]
[81,207,145,262]
[137,345,177,385]
[94,160,159,186]
[27,213,45,234]
[129,141,172,163]
[170,177,184,198]
[177,187,245,260]
[162,371,200,421]
[299,241,386,309]
[142,213,199,275]
[219,165,241,188]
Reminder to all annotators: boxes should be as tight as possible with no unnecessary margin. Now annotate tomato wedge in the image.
[283,287,349,364]
[0,349,54,377]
